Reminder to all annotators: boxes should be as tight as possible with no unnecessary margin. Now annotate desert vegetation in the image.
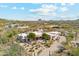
[0,18,79,56]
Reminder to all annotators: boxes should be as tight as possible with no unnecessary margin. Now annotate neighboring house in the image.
[17,33,28,42]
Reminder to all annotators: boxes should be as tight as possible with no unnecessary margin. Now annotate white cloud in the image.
[61,3,75,7]
[60,7,68,12]
[69,3,75,6]
[29,4,57,16]
[12,6,17,10]
[59,12,76,20]
[20,7,25,10]
[12,6,25,10]
[61,3,66,6]
[0,5,8,8]
[41,4,57,10]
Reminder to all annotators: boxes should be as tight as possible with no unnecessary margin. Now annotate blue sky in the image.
[0,3,79,21]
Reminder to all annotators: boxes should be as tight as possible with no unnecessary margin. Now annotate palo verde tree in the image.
[27,33,36,41]
[42,33,50,40]
[42,33,51,47]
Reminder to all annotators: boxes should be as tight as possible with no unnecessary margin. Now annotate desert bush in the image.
[6,44,24,56]
[42,33,50,41]
[66,32,74,42]
[27,33,36,41]
[70,48,79,56]
[6,32,13,38]
[0,36,9,44]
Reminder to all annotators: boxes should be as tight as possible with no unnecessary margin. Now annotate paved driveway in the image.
[38,41,63,56]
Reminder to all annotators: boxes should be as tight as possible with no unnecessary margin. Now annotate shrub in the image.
[27,33,36,41]
[42,33,50,40]
[6,44,24,56]
[70,48,79,56]
[0,37,9,44]
[66,32,74,42]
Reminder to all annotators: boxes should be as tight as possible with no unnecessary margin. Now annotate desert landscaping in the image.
[0,18,79,56]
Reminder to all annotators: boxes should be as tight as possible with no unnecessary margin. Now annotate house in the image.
[17,30,62,43]
[32,31,43,38]
[30,28,44,38]
[17,33,28,42]
[31,31,61,40]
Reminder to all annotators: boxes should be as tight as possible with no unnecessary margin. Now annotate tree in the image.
[38,19,42,21]
[27,33,36,41]
[42,33,50,40]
